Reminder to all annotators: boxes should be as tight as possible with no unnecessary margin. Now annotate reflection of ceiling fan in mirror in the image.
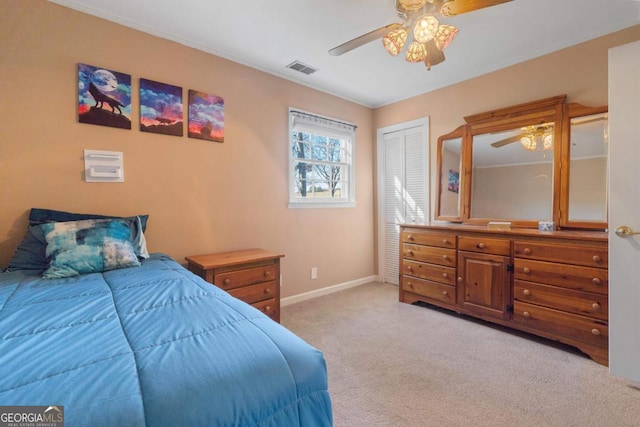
[328,0,513,70]
[491,125,554,152]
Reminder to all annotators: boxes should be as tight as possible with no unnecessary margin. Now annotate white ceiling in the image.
[49,0,640,108]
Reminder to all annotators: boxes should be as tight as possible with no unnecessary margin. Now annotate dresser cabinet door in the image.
[457,251,511,320]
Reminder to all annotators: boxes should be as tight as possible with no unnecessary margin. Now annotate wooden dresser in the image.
[185,248,284,322]
[400,224,609,365]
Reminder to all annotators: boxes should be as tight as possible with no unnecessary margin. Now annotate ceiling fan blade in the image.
[439,0,512,16]
[329,23,401,56]
[491,135,522,148]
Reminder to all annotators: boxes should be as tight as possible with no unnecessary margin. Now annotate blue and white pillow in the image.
[40,218,141,279]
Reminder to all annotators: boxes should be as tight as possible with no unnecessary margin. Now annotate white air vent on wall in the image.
[286,61,318,75]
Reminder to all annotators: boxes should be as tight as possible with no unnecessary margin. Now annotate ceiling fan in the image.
[329,0,513,70]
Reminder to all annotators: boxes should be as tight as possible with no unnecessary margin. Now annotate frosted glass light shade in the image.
[382,28,408,56]
[520,135,536,151]
[434,24,459,50]
[413,15,439,43]
[405,41,427,62]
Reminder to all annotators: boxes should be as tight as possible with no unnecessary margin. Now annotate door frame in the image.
[376,117,429,284]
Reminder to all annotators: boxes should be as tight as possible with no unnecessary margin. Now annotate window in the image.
[289,108,356,208]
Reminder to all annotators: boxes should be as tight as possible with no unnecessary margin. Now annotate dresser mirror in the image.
[469,122,555,222]
[435,127,464,221]
[435,95,608,230]
[560,106,609,229]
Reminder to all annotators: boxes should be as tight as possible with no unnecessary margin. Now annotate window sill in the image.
[288,201,356,209]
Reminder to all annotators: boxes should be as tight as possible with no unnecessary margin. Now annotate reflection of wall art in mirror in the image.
[78,63,132,130]
[448,169,459,193]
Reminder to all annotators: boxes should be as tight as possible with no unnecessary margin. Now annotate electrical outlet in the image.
[311,267,318,280]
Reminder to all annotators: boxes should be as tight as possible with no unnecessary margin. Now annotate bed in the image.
[0,209,332,426]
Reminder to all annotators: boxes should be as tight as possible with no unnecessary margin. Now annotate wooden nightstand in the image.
[185,248,284,322]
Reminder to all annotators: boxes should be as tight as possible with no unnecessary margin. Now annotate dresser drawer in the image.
[403,243,456,267]
[514,259,608,294]
[458,236,510,256]
[214,265,277,290]
[514,242,608,268]
[403,276,456,305]
[402,260,456,286]
[227,281,277,304]
[402,230,456,249]
[515,281,608,320]
[252,298,278,320]
[514,301,608,347]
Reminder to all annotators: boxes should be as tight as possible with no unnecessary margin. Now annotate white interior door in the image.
[377,118,429,285]
[609,40,640,382]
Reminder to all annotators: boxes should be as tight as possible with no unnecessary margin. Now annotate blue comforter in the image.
[0,254,332,426]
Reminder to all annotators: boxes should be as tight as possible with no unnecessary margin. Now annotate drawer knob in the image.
[523,248,532,255]
[442,273,449,279]
[408,250,414,256]
[264,288,271,295]
[223,278,231,285]
[523,267,531,274]
[408,235,414,241]
[457,276,463,283]
[592,328,601,336]
[523,289,531,296]
[523,311,531,318]
[592,302,601,310]
[442,254,449,261]
[407,266,413,272]
[442,291,449,298]
[407,281,414,289]
[593,255,602,263]
[477,243,486,249]
[264,271,271,278]
[592,278,602,285]
[443,238,449,245]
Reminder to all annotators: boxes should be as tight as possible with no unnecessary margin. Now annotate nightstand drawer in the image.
[253,298,278,320]
[215,265,277,290]
[228,281,277,304]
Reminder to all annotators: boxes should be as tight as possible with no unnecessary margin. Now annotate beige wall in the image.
[0,1,375,298]
[373,25,640,229]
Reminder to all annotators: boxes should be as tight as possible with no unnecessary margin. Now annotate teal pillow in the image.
[40,218,141,279]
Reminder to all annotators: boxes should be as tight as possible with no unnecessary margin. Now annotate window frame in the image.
[288,108,356,208]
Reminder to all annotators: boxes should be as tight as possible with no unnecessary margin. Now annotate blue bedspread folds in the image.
[0,254,332,426]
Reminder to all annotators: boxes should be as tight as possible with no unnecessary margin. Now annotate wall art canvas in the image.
[448,169,459,193]
[188,90,224,142]
[78,63,131,129]
[139,78,183,136]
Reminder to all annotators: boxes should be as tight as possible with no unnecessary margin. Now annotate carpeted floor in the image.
[281,282,640,427]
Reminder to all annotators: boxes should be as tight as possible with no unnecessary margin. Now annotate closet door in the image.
[377,119,429,285]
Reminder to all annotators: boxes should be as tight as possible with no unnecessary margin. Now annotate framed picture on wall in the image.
[140,78,183,136]
[78,63,131,129]
[188,90,224,142]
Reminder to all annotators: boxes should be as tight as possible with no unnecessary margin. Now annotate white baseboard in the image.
[281,275,380,306]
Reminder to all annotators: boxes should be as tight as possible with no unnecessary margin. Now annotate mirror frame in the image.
[435,95,608,230]
[559,103,609,229]
[435,125,466,222]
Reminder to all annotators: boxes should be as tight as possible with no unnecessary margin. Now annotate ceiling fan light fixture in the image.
[434,24,459,50]
[423,39,445,70]
[405,41,427,62]
[520,135,536,151]
[382,27,408,56]
[398,0,429,12]
[413,15,439,43]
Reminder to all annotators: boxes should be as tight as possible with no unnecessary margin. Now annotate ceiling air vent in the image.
[286,61,318,75]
